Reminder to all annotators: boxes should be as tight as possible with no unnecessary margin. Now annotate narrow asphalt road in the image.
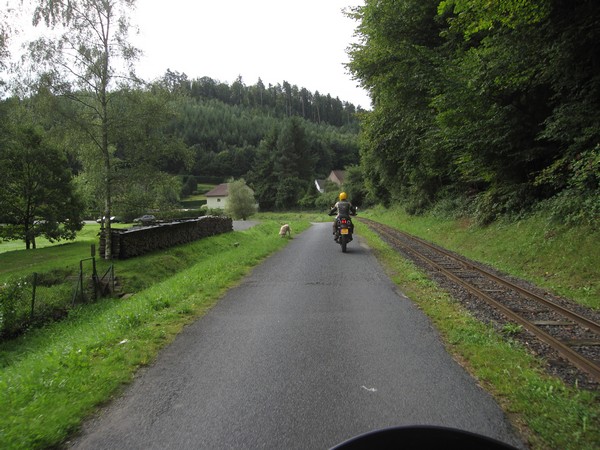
[70,222,524,449]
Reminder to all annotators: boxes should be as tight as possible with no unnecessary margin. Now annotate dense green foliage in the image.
[348,0,600,225]
[241,116,359,209]
[0,101,83,248]
[166,90,360,182]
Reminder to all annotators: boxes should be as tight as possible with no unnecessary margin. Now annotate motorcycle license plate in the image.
[341,228,349,235]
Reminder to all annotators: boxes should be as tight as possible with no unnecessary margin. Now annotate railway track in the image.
[359,218,600,386]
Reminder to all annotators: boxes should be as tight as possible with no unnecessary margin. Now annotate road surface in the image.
[70,222,524,449]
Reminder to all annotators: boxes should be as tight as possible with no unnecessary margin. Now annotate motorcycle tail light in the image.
[341,219,347,224]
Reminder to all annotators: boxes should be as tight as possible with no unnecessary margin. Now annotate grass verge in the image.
[362,207,599,310]
[0,219,310,449]
[358,212,599,450]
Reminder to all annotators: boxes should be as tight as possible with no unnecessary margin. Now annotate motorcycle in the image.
[330,425,519,450]
[330,215,355,253]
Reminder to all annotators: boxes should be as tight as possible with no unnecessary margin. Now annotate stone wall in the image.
[99,216,233,259]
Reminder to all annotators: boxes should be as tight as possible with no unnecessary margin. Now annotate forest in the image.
[1,0,599,254]
[348,0,599,225]
[160,72,362,180]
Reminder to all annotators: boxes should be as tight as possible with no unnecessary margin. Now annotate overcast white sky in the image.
[5,1,370,108]
[131,0,371,108]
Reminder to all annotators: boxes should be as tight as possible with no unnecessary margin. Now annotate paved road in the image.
[70,223,524,449]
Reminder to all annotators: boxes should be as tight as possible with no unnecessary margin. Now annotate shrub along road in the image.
[69,223,524,449]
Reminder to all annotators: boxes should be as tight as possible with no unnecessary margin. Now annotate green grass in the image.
[0,225,98,256]
[179,195,207,209]
[196,183,216,194]
[359,209,599,450]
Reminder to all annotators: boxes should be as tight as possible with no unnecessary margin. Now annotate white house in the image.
[204,183,230,209]
[315,170,346,193]
[204,182,257,210]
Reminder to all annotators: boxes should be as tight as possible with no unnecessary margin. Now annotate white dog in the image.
[279,224,291,238]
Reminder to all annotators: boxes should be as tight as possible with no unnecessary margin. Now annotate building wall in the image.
[206,196,228,209]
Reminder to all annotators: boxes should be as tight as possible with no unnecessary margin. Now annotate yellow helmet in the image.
[339,192,347,200]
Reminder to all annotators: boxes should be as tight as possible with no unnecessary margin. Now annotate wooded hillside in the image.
[348,0,599,225]
[158,73,362,181]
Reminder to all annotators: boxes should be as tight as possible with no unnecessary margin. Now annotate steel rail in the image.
[361,218,600,336]
[360,218,600,383]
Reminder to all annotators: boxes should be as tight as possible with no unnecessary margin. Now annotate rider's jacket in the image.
[330,200,355,218]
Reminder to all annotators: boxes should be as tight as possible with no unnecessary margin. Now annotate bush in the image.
[404,195,431,216]
[275,178,306,210]
[472,185,535,225]
[0,277,29,337]
[315,191,339,211]
[204,208,226,217]
[225,179,258,219]
[540,189,600,228]
[429,194,471,220]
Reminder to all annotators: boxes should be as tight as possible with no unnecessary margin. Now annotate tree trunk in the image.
[101,11,112,260]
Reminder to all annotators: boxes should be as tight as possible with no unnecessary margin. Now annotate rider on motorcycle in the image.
[329,192,357,240]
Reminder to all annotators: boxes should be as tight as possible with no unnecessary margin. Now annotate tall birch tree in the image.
[28,0,140,259]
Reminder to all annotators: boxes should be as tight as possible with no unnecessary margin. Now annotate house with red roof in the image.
[204,182,256,210]
[315,170,346,193]
[204,183,230,209]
